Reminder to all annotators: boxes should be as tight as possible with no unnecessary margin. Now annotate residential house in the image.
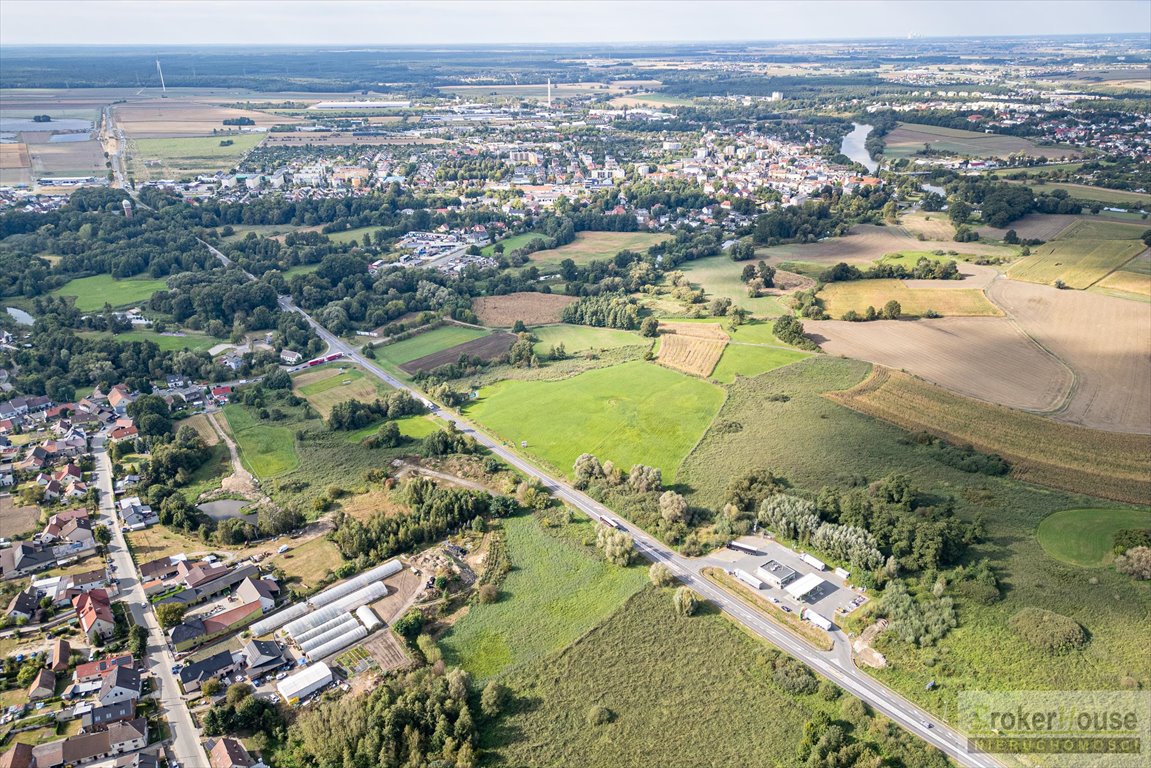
[0,543,56,580]
[279,349,302,365]
[96,666,140,707]
[170,600,262,651]
[66,568,107,593]
[113,751,159,768]
[178,650,242,694]
[27,668,55,701]
[42,509,89,542]
[49,638,72,672]
[6,587,40,622]
[138,554,187,583]
[73,655,134,684]
[107,386,134,415]
[81,700,136,732]
[236,577,279,612]
[117,498,156,529]
[209,737,256,768]
[0,743,35,768]
[31,717,147,767]
[240,638,285,678]
[108,425,138,443]
[74,589,115,641]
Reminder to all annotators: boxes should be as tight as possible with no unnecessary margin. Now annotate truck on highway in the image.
[599,515,620,530]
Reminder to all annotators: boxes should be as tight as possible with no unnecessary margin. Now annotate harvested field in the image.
[986,279,1151,433]
[293,365,389,419]
[883,122,1080,160]
[176,414,220,446]
[1006,238,1144,288]
[656,322,729,377]
[472,292,576,327]
[979,213,1136,242]
[806,316,1073,411]
[0,497,40,538]
[115,100,299,137]
[759,224,1014,267]
[818,280,1001,317]
[400,332,516,374]
[362,632,412,673]
[827,367,1151,504]
[128,134,263,180]
[0,143,31,169]
[1094,250,1151,299]
[898,211,953,241]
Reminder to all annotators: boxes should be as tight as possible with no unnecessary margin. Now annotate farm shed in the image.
[278,662,333,704]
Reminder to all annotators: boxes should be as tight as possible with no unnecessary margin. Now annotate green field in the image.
[293,365,390,418]
[324,226,383,245]
[1036,508,1151,567]
[677,254,790,316]
[180,442,230,502]
[882,122,1077,160]
[530,324,645,355]
[466,360,724,482]
[711,343,810,383]
[81,329,216,352]
[680,357,1151,714]
[439,515,647,679]
[280,263,322,278]
[1057,219,1149,240]
[482,232,543,256]
[51,274,169,311]
[344,413,442,444]
[375,325,488,366]
[222,404,299,479]
[1010,180,1151,206]
[129,134,264,180]
[1006,238,1144,289]
[528,232,671,270]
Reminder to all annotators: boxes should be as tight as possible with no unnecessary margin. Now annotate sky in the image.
[1,0,1147,46]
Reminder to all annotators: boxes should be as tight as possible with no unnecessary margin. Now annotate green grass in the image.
[530,324,644,355]
[677,254,788,316]
[222,404,299,480]
[376,325,488,366]
[439,514,647,680]
[280,263,322,277]
[179,442,230,502]
[50,274,168,311]
[324,226,383,245]
[527,232,671,270]
[680,356,1151,716]
[1006,238,1144,289]
[343,413,442,443]
[711,343,810,383]
[482,232,543,256]
[1036,508,1151,567]
[80,329,216,352]
[129,134,264,179]
[1008,180,1151,206]
[485,587,813,767]
[465,360,724,482]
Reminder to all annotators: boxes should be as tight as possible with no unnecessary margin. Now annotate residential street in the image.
[94,444,205,768]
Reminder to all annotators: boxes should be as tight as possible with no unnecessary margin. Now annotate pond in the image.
[197,499,258,524]
[6,307,34,326]
[840,123,878,174]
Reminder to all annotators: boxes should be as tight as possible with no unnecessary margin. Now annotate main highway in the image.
[203,240,1001,768]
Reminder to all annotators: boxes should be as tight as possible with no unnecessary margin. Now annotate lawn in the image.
[375,325,488,367]
[1036,508,1151,567]
[680,356,1151,716]
[487,587,816,768]
[127,524,230,563]
[80,329,216,352]
[530,324,645,355]
[343,413,442,444]
[293,365,390,418]
[274,535,344,591]
[818,280,1001,317]
[677,254,790,316]
[439,514,647,680]
[129,134,264,179]
[1006,238,1144,289]
[222,403,299,479]
[465,360,724,482]
[324,225,384,245]
[481,232,543,256]
[528,232,671,270]
[710,343,810,383]
[50,274,169,311]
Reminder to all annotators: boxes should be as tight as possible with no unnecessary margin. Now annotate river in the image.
[840,123,878,174]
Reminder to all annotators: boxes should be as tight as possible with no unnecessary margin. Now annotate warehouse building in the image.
[278,662,333,705]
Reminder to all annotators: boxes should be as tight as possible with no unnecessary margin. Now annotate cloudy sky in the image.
[1,0,1147,46]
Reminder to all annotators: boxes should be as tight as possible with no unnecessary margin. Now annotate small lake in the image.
[198,499,258,524]
[5,307,34,326]
[0,118,92,133]
[840,122,878,174]
[922,183,946,197]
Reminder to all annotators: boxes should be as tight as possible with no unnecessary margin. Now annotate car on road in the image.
[781,606,792,613]
[920,720,933,729]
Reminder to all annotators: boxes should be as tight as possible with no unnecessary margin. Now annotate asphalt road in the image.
[204,239,1002,768]
[94,444,205,767]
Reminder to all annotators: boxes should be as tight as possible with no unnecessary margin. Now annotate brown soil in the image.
[399,332,517,373]
[472,292,576,327]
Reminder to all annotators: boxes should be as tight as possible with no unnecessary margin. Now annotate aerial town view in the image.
[0,1,1147,767]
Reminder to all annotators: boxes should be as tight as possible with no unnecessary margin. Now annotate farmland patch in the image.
[399,332,516,374]
[818,280,1001,317]
[655,322,728,377]
[472,292,576,327]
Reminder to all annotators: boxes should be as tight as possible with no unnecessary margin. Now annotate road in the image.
[94,443,205,767]
[203,239,1000,768]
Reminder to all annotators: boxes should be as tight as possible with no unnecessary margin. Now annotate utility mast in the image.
[547,78,552,109]
[155,59,167,96]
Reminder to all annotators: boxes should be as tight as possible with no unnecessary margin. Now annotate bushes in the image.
[772,658,819,695]
[772,315,818,350]
[672,586,699,616]
[1113,529,1151,555]
[562,293,641,330]
[596,526,635,566]
[1115,546,1151,580]
[1009,607,1088,652]
[880,581,957,647]
[649,562,676,587]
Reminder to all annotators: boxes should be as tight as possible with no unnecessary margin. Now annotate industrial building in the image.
[278,662,333,705]
[755,559,798,589]
[784,573,826,602]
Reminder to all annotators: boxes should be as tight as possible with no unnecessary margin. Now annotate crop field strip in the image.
[399,332,517,374]
[817,280,1002,317]
[827,367,1151,504]
[655,322,729,376]
[472,291,576,327]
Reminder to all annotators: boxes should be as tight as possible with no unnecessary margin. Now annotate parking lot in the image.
[710,534,867,621]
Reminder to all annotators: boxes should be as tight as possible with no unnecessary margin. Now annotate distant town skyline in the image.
[1,0,1148,47]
